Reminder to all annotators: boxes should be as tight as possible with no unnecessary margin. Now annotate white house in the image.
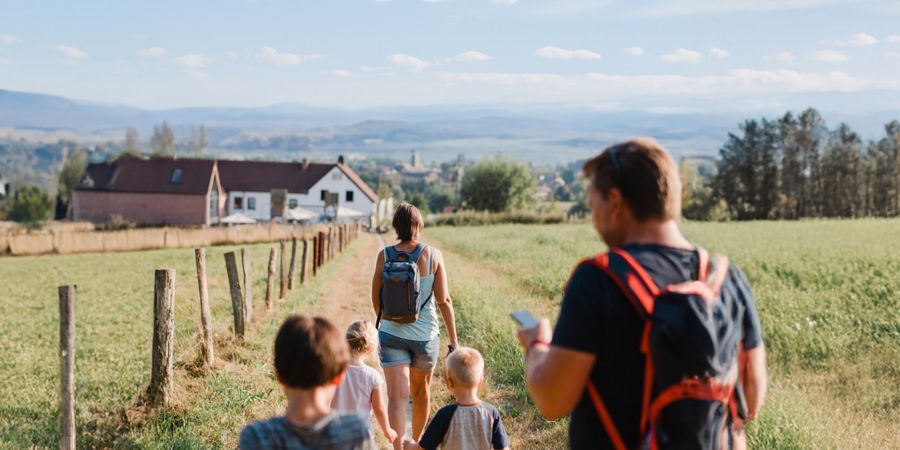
[217,157,378,222]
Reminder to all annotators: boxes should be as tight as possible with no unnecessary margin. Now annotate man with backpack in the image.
[516,139,767,449]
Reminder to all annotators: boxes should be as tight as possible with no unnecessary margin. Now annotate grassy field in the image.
[425,219,900,449]
[1,219,898,449]
[0,238,369,448]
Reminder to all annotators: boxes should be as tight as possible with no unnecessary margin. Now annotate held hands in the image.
[516,318,552,354]
[402,438,418,450]
[385,427,398,444]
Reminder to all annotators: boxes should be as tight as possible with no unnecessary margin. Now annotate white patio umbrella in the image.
[287,207,318,221]
[220,212,257,225]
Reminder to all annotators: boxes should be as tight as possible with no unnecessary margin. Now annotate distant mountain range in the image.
[2,89,899,164]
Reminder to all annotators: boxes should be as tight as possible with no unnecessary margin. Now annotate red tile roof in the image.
[79,156,378,202]
[78,156,215,195]
[216,160,332,194]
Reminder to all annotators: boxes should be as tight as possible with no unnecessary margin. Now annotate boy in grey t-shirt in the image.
[240,315,376,450]
[403,347,510,450]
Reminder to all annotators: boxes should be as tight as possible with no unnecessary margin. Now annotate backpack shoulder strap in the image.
[407,244,425,264]
[384,246,399,263]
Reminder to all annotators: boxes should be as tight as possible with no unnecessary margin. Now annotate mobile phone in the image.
[510,310,539,328]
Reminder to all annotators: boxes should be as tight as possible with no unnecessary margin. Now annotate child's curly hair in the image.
[346,320,379,356]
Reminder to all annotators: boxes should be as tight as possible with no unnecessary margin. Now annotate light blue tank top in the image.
[379,245,440,341]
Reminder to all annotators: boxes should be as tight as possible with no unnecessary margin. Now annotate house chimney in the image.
[338,155,345,165]
[301,158,310,170]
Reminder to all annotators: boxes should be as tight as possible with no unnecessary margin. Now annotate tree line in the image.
[684,108,900,220]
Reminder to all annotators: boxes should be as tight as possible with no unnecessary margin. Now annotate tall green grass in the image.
[0,239,362,448]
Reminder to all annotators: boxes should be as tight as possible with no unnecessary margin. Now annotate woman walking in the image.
[372,202,459,450]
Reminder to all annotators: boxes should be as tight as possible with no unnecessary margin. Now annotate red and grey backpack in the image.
[578,247,748,450]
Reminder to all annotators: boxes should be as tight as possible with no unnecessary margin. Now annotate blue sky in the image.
[1,0,899,112]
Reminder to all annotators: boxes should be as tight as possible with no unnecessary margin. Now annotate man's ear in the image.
[332,369,346,386]
[607,188,623,215]
[478,377,484,389]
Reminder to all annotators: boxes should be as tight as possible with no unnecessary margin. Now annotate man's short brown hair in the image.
[582,138,681,221]
[392,202,424,242]
[274,315,349,389]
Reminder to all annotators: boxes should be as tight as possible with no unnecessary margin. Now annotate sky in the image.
[1,0,900,113]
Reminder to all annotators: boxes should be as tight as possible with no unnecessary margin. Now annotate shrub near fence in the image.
[426,210,566,227]
[1,224,319,256]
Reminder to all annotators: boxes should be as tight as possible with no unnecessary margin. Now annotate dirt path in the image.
[308,230,382,323]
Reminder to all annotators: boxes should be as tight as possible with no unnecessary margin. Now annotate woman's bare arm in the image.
[432,249,459,349]
[371,250,384,318]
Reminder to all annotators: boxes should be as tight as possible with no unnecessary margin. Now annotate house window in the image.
[346,191,354,202]
[289,198,298,208]
[234,196,243,209]
[320,190,328,200]
[248,197,256,210]
[171,168,183,184]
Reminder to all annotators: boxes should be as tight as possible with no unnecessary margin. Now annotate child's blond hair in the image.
[445,346,484,389]
[346,320,379,356]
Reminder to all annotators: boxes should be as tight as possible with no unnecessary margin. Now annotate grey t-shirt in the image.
[239,411,376,450]
[418,402,509,450]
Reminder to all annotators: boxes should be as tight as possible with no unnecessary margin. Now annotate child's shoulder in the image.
[355,363,385,383]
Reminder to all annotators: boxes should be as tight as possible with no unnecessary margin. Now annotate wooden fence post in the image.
[312,236,319,276]
[194,249,214,367]
[224,252,244,338]
[279,241,287,299]
[241,248,253,323]
[317,231,326,267]
[265,247,276,310]
[148,269,175,407]
[288,238,297,289]
[58,285,76,450]
[300,239,309,284]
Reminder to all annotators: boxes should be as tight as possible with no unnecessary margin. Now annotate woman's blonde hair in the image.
[346,320,379,356]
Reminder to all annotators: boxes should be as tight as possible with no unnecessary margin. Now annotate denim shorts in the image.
[378,331,440,371]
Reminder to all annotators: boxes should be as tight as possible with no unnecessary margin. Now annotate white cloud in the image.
[535,46,602,60]
[175,54,212,69]
[709,47,729,59]
[632,0,850,17]
[492,0,519,4]
[624,47,644,56]
[56,45,88,60]
[334,69,352,77]
[831,32,879,47]
[259,46,320,65]
[455,51,492,62]
[137,46,167,57]
[438,68,883,97]
[768,51,795,62]
[225,50,241,59]
[661,48,703,63]
[811,50,847,62]
[1,34,19,45]
[0,58,10,65]
[183,69,209,79]
[388,53,431,72]
[886,35,900,43]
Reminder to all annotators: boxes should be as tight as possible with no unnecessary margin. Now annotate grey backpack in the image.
[377,245,428,328]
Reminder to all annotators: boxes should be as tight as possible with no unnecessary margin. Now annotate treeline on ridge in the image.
[684,108,900,221]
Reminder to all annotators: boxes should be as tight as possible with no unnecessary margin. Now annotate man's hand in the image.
[516,318,552,352]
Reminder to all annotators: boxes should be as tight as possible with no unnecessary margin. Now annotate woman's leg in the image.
[384,365,410,450]
[409,367,433,440]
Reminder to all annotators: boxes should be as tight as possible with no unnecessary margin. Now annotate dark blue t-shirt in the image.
[552,244,763,450]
